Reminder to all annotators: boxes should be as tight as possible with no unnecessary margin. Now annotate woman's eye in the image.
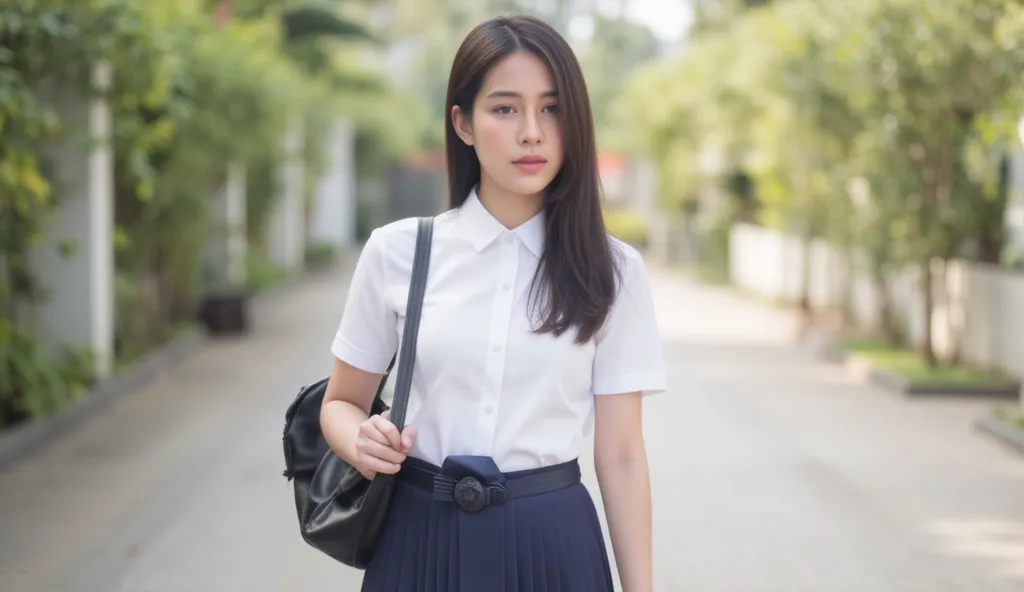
[493,104,556,115]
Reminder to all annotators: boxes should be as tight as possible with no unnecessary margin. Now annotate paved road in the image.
[1,257,1023,591]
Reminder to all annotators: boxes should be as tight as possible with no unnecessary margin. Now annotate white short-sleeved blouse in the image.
[331,189,666,472]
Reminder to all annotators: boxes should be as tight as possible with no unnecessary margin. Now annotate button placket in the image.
[480,232,518,437]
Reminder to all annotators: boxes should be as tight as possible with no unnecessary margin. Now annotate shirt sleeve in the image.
[330,228,398,373]
[592,250,667,396]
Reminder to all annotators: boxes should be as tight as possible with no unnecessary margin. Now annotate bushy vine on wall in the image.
[0,1,326,426]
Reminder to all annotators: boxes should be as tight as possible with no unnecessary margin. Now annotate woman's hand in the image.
[352,409,418,480]
[319,359,419,480]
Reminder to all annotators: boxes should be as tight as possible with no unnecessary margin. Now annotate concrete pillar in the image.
[311,118,357,251]
[225,161,248,285]
[267,114,305,272]
[357,177,388,237]
[29,61,114,379]
[1007,145,1024,257]
[203,161,248,288]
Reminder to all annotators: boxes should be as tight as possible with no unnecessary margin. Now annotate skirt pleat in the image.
[360,456,614,592]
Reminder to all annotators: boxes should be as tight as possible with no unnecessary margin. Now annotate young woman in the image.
[320,13,666,592]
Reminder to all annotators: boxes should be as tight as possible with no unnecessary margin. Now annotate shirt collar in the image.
[458,186,545,257]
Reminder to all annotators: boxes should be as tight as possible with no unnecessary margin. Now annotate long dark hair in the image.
[444,14,619,345]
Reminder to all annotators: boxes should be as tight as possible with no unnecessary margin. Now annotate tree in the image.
[833,0,1024,365]
[211,0,380,85]
[581,14,662,146]
[619,0,1024,366]
[689,0,772,35]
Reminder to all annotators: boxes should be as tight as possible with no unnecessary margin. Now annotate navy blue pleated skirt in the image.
[360,455,614,592]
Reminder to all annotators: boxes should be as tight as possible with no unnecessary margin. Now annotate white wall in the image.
[28,62,114,380]
[311,118,357,251]
[267,115,306,272]
[729,223,1024,379]
[1006,147,1024,261]
[203,161,248,288]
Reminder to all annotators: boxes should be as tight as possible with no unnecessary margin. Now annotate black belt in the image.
[400,458,582,513]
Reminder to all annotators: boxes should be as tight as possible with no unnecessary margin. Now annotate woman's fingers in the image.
[360,439,407,465]
[371,414,404,451]
[401,425,418,451]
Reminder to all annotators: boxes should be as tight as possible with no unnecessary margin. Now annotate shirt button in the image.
[484,405,494,415]
[502,282,511,291]
[492,344,502,353]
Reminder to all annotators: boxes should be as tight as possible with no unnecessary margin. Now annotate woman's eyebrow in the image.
[484,90,558,99]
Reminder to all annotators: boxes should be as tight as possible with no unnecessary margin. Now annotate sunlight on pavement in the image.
[928,518,1024,582]
[648,264,803,346]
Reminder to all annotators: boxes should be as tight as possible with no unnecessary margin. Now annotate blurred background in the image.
[3,1,1024,591]
[0,0,689,414]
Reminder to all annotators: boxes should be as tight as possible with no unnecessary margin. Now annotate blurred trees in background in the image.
[14,0,1022,414]
[0,0,666,425]
[385,0,668,149]
[9,0,1022,415]
[0,0,419,424]
[615,0,1024,367]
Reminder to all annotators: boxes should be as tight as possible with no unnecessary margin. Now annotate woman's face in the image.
[453,50,564,200]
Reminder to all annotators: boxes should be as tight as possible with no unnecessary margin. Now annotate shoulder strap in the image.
[377,216,433,431]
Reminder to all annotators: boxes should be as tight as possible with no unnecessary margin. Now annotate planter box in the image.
[974,410,1024,456]
[839,351,1022,398]
[861,362,1021,398]
[806,329,1022,398]
[199,286,252,336]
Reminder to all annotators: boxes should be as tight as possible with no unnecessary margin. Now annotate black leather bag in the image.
[281,216,434,568]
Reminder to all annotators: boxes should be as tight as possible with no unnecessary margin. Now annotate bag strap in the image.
[373,216,433,431]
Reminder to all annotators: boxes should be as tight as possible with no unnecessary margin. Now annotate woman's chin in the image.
[498,173,556,199]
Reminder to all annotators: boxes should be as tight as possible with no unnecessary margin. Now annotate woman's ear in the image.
[451,105,474,146]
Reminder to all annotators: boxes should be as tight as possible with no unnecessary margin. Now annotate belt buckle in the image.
[444,475,508,513]
[453,476,486,512]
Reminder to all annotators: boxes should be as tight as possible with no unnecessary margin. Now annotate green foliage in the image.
[341,83,431,175]
[0,317,94,425]
[282,5,375,44]
[1,1,156,317]
[621,0,1024,231]
[246,249,290,291]
[0,0,355,425]
[0,0,181,423]
[840,337,1019,386]
[578,16,661,148]
[107,5,327,358]
[690,0,772,35]
[619,0,1024,364]
[305,241,338,268]
[603,208,648,248]
[993,408,1024,430]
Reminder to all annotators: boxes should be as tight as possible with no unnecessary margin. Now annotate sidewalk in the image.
[0,258,1022,591]
[0,259,366,592]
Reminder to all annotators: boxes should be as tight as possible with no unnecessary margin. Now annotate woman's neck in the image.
[476,175,544,230]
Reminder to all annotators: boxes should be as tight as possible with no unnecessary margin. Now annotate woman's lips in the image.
[513,156,546,173]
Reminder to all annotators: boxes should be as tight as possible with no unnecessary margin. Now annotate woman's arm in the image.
[320,226,413,478]
[593,391,653,592]
[321,357,414,478]
[320,357,382,461]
